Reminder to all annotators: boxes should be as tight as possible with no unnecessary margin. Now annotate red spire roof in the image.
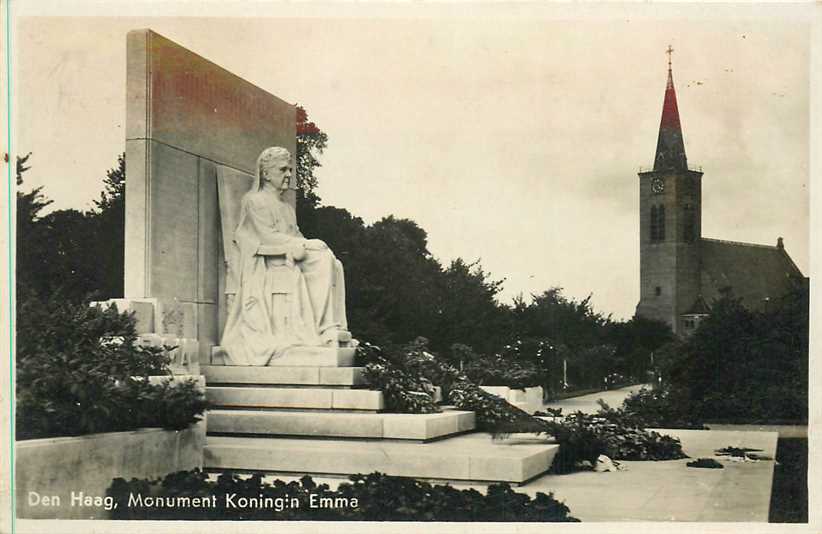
[653,63,688,171]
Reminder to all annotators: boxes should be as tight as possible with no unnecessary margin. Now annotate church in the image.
[634,49,805,336]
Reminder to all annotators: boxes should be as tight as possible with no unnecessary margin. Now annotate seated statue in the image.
[220,146,349,365]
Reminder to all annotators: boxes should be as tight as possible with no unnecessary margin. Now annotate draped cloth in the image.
[220,188,347,366]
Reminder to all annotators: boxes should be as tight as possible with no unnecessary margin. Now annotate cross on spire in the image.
[654,44,687,171]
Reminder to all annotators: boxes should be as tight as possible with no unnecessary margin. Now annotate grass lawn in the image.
[769,437,807,522]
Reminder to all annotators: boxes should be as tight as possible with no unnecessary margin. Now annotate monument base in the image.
[205,432,559,484]
[210,345,356,367]
[202,361,559,483]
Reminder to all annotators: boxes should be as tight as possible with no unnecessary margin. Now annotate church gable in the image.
[699,238,804,310]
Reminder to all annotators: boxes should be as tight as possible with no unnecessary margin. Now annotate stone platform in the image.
[202,359,560,483]
[208,408,475,440]
[205,432,559,484]
[203,364,367,386]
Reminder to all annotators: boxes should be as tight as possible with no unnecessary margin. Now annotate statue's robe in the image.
[220,187,347,365]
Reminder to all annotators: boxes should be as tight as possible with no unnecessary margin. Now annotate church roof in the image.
[653,62,688,172]
[699,237,804,310]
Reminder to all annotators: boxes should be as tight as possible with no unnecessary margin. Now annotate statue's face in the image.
[262,159,292,192]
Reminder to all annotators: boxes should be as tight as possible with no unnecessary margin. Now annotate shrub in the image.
[462,353,544,389]
[358,341,441,414]
[545,410,686,473]
[358,338,687,472]
[659,289,808,425]
[609,387,703,429]
[107,470,580,521]
[16,296,208,440]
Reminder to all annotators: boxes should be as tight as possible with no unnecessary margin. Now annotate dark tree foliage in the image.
[621,286,809,426]
[294,105,326,226]
[294,105,327,196]
[663,288,808,423]
[430,259,508,354]
[92,153,126,298]
[16,153,125,302]
[15,153,52,297]
[605,316,674,380]
[350,216,443,346]
[512,288,610,350]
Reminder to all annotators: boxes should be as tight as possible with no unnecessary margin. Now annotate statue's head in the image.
[255,146,292,192]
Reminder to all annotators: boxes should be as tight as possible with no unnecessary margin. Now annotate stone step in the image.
[202,365,366,386]
[211,346,355,368]
[205,433,559,483]
[207,409,475,441]
[207,386,385,411]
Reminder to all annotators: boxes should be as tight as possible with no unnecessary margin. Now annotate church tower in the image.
[636,47,703,335]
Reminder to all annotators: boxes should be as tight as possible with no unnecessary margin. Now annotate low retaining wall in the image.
[15,420,205,519]
[479,386,543,414]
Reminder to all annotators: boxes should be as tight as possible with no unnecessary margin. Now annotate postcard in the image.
[1,2,818,533]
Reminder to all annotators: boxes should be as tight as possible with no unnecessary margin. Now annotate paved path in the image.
[541,384,650,414]
[266,428,779,522]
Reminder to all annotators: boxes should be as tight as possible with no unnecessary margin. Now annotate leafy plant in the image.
[107,470,580,522]
[617,386,704,429]
[358,341,441,414]
[359,338,687,473]
[462,352,544,389]
[15,296,208,440]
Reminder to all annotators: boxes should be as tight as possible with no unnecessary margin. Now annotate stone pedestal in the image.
[201,353,557,483]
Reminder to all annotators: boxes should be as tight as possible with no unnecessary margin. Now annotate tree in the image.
[348,217,443,347]
[662,288,808,423]
[16,153,54,298]
[16,153,125,302]
[294,105,327,196]
[90,154,126,298]
[294,105,327,227]
[604,316,673,381]
[512,288,610,350]
[430,258,508,354]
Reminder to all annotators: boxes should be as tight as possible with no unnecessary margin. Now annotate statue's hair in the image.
[255,147,291,189]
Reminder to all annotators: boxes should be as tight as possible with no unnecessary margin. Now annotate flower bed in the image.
[106,470,579,521]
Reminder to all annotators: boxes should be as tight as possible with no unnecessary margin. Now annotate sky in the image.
[12,4,813,320]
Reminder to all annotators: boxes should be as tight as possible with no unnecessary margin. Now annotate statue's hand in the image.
[289,241,307,262]
[305,239,328,251]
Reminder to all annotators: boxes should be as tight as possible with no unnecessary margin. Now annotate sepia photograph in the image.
[1,2,818,532]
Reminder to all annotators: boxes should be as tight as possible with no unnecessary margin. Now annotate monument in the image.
[103,29,298,368]
[104,29,555,484]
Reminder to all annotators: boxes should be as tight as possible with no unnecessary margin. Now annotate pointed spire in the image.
[653,46,688,171]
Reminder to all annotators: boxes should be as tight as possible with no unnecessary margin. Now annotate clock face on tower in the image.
[651,177,665,194]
